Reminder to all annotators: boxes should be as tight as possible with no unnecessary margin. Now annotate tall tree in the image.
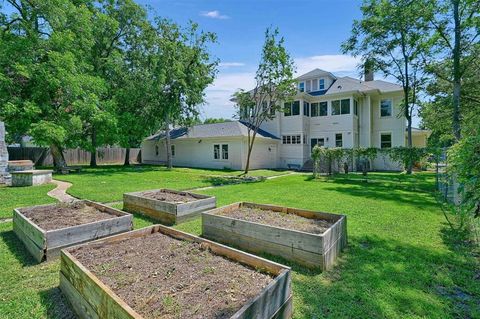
[0,0,103,169]
[151,19,217,169]
[234,27,296,175]
[426,0,480,141]
[342,0,431,174]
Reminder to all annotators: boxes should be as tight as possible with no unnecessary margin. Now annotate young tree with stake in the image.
[234,27,296,175]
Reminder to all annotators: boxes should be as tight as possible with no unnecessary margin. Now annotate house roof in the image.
[145,121,280,141]
[321,77,403,96]
[296,68,337,81]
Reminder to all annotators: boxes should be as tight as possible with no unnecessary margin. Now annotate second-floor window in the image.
[311,102,328,117]
[284,101,300,116]
[380,99,392,117]
[303,102,310,116]
[332,99,350,115]
[298,82,305,92]
[319,78,325,90]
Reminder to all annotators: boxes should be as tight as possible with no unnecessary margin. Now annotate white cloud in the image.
[200,10,229,20]
[294,54,361,77]
[218,62,245,69]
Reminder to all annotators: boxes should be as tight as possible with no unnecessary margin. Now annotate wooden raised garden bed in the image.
[60,225,293,319]
[13,200,133,263]
[202,202,347,270]
[123,188,216,225]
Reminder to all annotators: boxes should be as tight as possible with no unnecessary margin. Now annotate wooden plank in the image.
[60,272,100,319]
[176,196,216,216]
[13,209,46,248]
[46,214,132,249]
[272,295,293,319]
[203,224,323,269]
[61,251,141,319]
[13,220,45,263]
[123,202,176,225]
[203,213,324,254]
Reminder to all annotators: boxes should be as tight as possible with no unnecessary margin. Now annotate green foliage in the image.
[387,147,431,172]
[203,118,232,124]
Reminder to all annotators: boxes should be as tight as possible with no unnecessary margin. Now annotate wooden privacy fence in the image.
[7,147,141,166]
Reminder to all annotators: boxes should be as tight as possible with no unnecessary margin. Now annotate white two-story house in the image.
[141,68,429,171]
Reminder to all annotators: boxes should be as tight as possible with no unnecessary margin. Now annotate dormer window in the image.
[312,79,318,91]
[306,80,311,92]
[298,82,305,92]
[319,79,325,90]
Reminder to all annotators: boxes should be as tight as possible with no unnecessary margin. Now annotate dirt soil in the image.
[21,201,116,231]
[72,232,274,319]
[218,207,334,234]
[141,190,199,203]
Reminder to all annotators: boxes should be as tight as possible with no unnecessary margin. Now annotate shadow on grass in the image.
[0,228,38,267]
[38,287,76,319]
[292,233,479,318]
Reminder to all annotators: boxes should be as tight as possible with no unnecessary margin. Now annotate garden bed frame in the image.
[202,202,347,270]
[13,200,133,263]
[60,225,293,319]
[123,188,216,225]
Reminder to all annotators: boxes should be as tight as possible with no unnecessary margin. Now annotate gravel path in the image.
[47,179,77,203]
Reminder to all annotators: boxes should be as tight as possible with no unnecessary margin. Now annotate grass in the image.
[54,165,289,203]
[0,170,478,318]
[0,184,57,219]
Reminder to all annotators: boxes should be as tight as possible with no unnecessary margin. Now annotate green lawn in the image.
[54,165,289,203]
[0,171,478,318]
[0,184,57,219]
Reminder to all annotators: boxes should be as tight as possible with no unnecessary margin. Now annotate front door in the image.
[311,138,325,152]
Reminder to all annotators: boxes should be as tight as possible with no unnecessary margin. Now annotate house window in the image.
[298,82,305,92]
[310,138,325,152]
[312,79,318,91]
[171,145,175,157]
[222,144,229,159]
[213,144,220,159]
[282,135,301,144]
[380,133,392,148]
[303,101,310,116]
[270,105,275,116]
[306,80,311,92]
[155,145,159,156]
[284,101,300,116]
[380,99,392,117]
[354,99,358,116]
[332,99,350,115]
[310,102,328,117]
[319,78,325,90]
[311,103,318,117]
[335,133,343,147]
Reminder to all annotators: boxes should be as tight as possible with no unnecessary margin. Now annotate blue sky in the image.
[138,0,371,120]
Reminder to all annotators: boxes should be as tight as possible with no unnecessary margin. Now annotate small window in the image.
[319,102,328,116]
[335,133,343,147]
[380,99,392,117]
[306,80,311,92]
[312,79,318,91]
[286,136,291,144]
[331,100,341,115]
[380,133,392,148]
[292,101,300,116]
[319,79,325,90]
[303,134,308,144]
[311,102,319,117]
[213,144,220,159]
[155,145,159,156]
[298,82,305,92]
[354,99,358,116]
[295,135,301,144]
[222,144,229,159]
[303,101,310,116]
[284,102,292,116]
[341,99,350,114]
[171,145,175,157]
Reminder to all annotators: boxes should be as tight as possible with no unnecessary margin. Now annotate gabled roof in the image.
[296,68,336,81]
[322,76,402,96]
[145,121,279,141]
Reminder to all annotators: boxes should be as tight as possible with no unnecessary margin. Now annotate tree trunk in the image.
[124,147,130,166]
[90,128,97,167]
[244,130,258,175]
[452,0,461,141]
[50,144,67,169]
[164,117,172,169]
[406,116,413,174]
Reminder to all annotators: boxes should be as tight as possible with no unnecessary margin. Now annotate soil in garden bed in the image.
[218,207,334,234]
[21,202,116,231]
[140,190,199,203]
[72,232,273,319]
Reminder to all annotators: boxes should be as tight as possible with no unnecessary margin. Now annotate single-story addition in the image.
[142,121,280,170]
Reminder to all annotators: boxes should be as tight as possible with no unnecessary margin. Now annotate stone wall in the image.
[0,122,9,184]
